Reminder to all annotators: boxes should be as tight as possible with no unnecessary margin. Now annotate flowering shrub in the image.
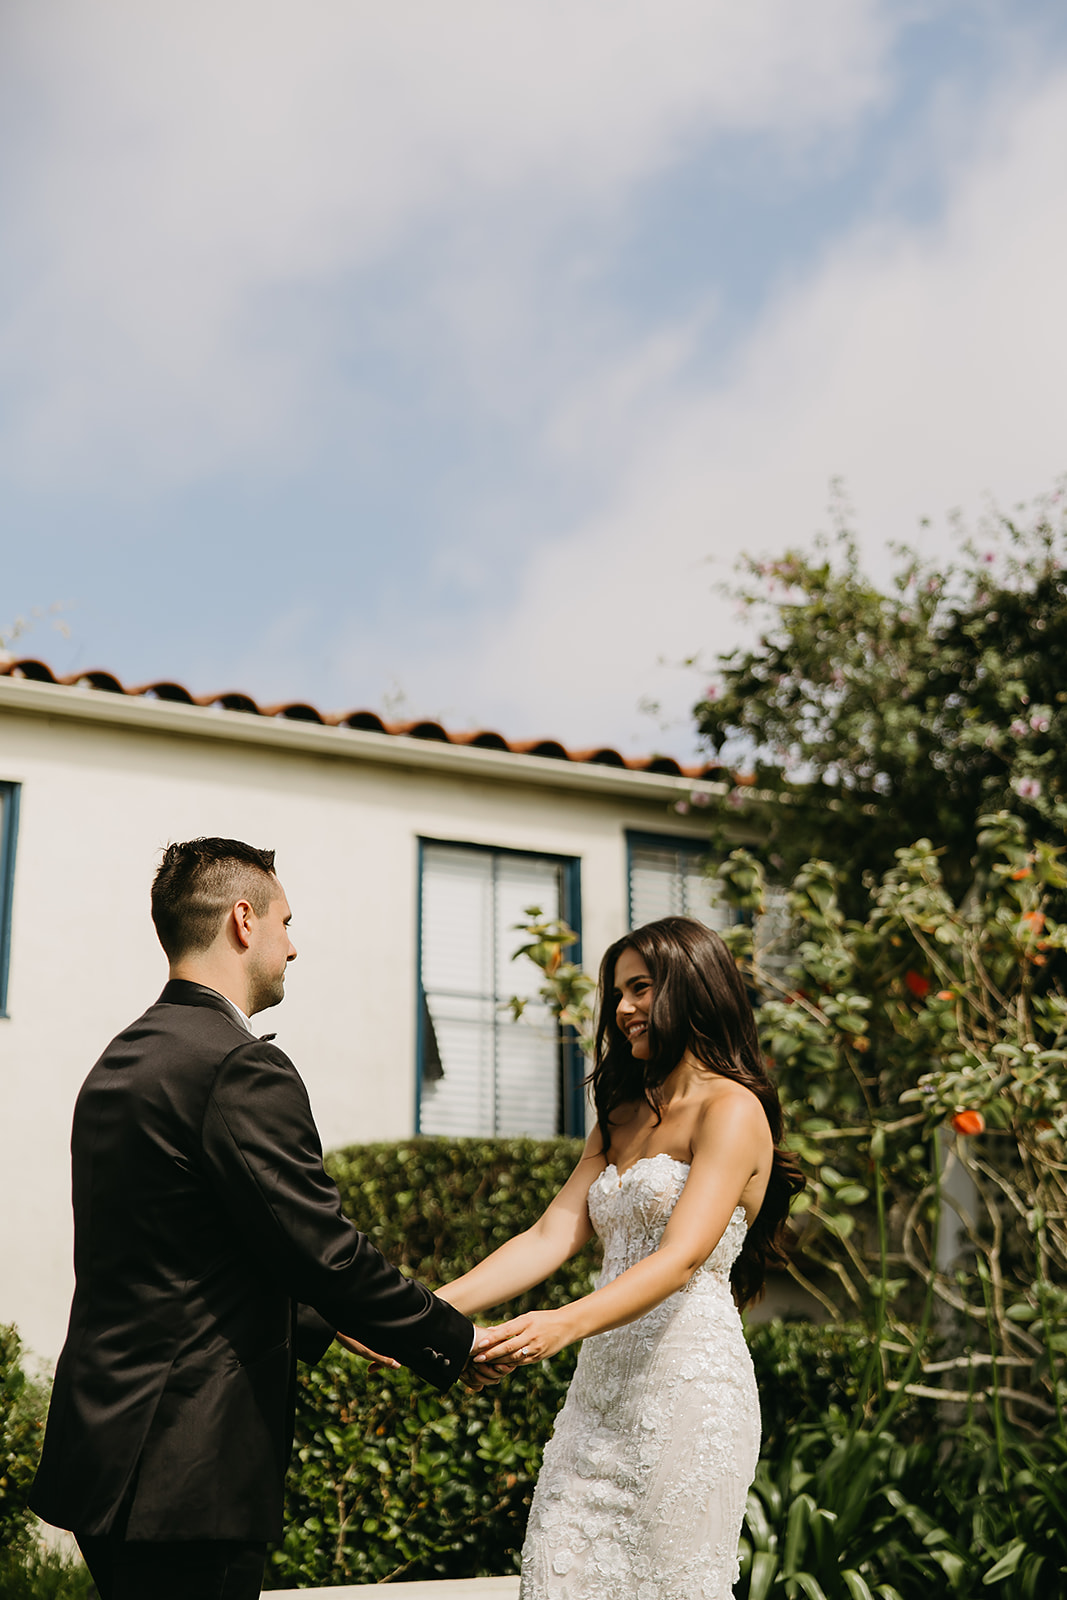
[693,482,1067,908]
[712,815,1066,1437]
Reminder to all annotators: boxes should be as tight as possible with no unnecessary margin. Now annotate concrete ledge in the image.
[268,1580,519,1597]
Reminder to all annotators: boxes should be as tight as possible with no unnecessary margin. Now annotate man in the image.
[32,838,487,1599]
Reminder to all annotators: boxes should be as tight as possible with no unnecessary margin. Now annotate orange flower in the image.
[1011,867,1032,881]
[904,970,930,999]
[936,990,955,1001]
[1023,911,1046,935]
[853,1036,870,1052]
[951,1110,985,1136]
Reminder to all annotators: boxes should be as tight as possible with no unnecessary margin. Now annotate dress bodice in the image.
[587,1153,747,1295]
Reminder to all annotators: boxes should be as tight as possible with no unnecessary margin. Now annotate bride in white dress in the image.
[438,916,804,1600]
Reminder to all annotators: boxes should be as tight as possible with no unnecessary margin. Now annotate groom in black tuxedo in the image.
[32,837,484,1599]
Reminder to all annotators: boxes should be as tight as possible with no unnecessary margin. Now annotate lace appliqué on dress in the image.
[519,1154,760,1600]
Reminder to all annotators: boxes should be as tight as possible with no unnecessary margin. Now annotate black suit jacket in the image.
[30,980,473,1541]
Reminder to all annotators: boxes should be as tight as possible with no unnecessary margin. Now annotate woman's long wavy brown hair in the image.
[590,915,804,1307]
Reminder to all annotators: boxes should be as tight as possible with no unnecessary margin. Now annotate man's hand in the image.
[459,1327,514,1391]
[335,1332,401,1373]
[459,1355,511,1392]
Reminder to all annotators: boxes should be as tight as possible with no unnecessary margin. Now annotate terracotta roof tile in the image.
[0,657,729,783]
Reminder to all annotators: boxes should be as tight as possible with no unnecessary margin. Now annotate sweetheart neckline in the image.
[603,1152,691,1182]
[597,1153,750,1227]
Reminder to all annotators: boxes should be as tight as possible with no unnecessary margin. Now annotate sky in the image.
[2,0,1066,758]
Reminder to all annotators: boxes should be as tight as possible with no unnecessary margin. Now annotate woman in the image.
[437,915,804,1600]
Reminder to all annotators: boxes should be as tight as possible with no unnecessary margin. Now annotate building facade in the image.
[0,662,755,1359]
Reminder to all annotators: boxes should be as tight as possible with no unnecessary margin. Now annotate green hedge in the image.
[269,1137,595,1588]
[2,1143,881,1593]
[269,1137,869,1589]
[1,1324,50,1556]
[0,1326,95,1599]
[0,1545,97,1600]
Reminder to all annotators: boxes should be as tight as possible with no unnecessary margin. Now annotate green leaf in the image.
[744,1492,776,1552]
[794,1575,831,1600]
[983,1541,1028,1584]
[929,1549,967,1584]
[748,1549,780,1600]
[841,1572,877,1600]
[782,1491,817,1575]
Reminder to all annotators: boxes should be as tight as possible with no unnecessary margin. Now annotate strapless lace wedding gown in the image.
[519,1154,759,1600]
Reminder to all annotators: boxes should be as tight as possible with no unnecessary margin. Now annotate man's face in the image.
[246,888,297,1015]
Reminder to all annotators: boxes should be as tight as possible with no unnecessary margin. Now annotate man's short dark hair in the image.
[151,838,278,960]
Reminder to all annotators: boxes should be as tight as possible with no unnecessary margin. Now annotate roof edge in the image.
[0,672,735,803]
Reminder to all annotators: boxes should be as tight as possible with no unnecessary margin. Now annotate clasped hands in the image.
[337,1308,573,1391]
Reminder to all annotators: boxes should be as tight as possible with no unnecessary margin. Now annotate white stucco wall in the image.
[0,683,722,1362]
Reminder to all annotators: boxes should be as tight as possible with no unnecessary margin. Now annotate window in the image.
[627,832,737,933]
[0,784,20,1018]
[626,830,791,989]
[417,841,583,1138]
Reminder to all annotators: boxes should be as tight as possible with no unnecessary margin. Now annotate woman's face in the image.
[614,947,653,1060]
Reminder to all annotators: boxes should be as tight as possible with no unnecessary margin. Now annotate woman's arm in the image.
[475,1089,771,1364]
[434,1132,605,1317]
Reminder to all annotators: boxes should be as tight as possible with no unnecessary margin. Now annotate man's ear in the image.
[230,899,256,950]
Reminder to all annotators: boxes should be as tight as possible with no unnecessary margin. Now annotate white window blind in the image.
[754,884,793,989]
[628,841,734,933]
[627,835,792,993]
[418,843,566,1138]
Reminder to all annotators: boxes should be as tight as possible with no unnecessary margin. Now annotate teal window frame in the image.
[0,783,20,1018]
[415,838,585,1138]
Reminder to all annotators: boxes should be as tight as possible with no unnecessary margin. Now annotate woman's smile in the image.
[614,947,654,1058]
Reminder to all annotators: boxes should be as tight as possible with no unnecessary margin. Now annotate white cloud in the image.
[0,0,889,482]
[7,2,1065,763]
[390,66,1067,753]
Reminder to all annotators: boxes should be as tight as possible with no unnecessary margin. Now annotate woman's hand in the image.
[474,1308,576,1367]
[335,1332,401,1373]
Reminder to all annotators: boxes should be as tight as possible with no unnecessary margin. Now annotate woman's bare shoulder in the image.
[693,1076,771,1139]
